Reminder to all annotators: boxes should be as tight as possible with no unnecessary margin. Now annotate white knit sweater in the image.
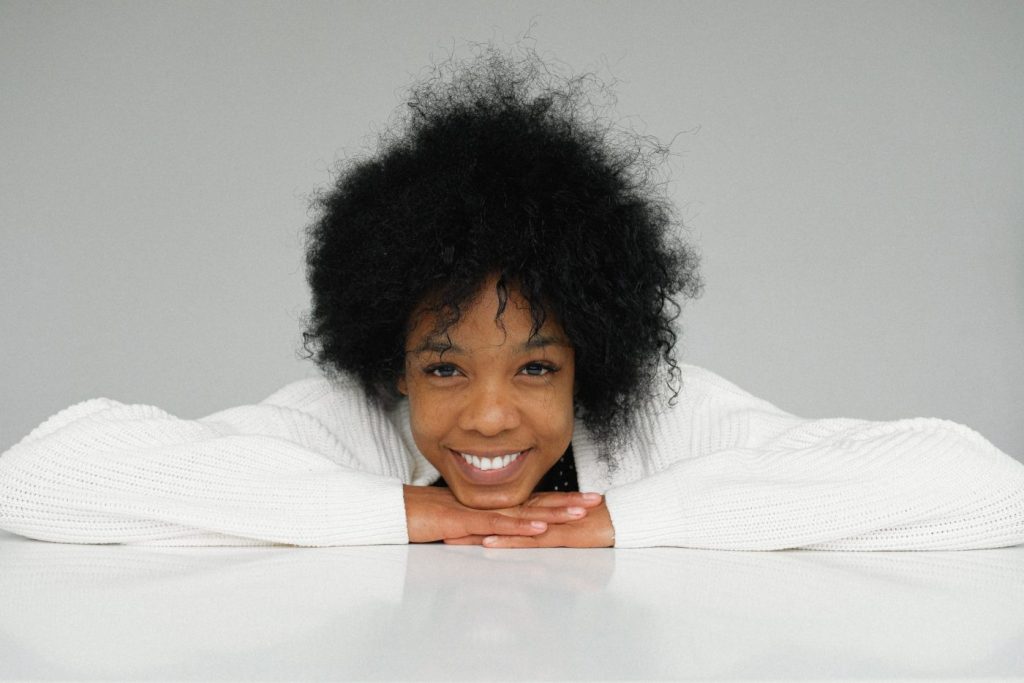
[1,364,1022,550]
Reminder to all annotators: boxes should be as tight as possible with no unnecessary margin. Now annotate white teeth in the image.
[460,451,522,471]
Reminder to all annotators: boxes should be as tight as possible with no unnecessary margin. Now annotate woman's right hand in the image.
[403,485,603,544]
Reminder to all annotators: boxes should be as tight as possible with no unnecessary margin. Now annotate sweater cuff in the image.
[604,468,687,548]
[304,472,409,547]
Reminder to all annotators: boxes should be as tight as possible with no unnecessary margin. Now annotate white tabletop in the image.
[1,530,1021,681]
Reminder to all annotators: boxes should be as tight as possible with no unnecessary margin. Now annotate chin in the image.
[450,484,532,510]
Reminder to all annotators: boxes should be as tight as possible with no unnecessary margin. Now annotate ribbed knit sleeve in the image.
[604,367,1024,550]
[0,382,410,547]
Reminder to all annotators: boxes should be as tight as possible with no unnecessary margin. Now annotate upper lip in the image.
[450,447,530,458]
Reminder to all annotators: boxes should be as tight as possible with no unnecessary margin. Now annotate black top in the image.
[430,445,579,493]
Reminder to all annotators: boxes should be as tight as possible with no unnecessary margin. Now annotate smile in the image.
[448,447,531,484]
[459,451,521,471]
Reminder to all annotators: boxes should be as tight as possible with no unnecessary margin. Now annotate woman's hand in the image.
[446,496,615,548]
[404,485,608,545]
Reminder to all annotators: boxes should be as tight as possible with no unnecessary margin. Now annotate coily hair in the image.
[302,46,702,448]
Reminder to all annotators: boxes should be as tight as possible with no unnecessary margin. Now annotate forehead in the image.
[405,282,567,350]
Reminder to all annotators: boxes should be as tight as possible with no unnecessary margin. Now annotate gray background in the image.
[2,0,1021,462]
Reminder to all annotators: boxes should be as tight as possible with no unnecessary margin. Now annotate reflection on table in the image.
[1,530,1021,680]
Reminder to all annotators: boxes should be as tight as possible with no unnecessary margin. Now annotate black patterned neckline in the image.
[430,444,579,493]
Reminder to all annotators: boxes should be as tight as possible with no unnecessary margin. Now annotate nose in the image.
[458,380,521,436]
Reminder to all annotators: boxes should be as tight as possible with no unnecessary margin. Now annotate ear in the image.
[397,374,408,396]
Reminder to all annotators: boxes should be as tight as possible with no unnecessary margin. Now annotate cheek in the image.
[407,392,442,438]
[405,384,456,459]
[527,385,576,443]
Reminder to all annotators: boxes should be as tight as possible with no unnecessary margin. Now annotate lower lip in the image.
[450,448,531,485]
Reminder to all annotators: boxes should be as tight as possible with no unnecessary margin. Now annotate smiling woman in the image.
[398,278,610,546]
[399,276,577,510]
[399,276,621,547]
[0,45,1022,551]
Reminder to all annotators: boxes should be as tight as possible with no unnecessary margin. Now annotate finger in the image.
[443,535,486,545]
[525,492,604,508]
[481,534,541,549]
[483,517,612,549]
[469,513,549,537]
[510,505,590,523]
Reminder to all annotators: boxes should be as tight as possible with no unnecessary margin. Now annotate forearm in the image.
[606,418,1024,550]
[0,400,408,546]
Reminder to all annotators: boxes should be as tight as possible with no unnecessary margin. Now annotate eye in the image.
[520,362,557,377]
[425,363,461,378]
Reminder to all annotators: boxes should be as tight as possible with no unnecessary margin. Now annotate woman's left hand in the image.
[444,494,615,548]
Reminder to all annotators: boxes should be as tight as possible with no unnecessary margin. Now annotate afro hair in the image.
[302,46,702,449]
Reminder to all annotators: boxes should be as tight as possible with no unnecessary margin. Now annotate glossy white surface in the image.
[1,530,1021,681]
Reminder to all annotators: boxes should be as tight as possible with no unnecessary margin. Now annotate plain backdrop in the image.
[1,0,1021,462]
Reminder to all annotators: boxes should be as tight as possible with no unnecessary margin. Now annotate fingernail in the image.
[567,507,586,516]
[582,493,602,503]
[530,521,547,530]
[483,536,499,544]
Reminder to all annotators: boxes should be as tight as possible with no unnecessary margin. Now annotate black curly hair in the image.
[302,47,702,448]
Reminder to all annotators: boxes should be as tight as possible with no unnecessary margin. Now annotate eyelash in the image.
[423,362,559,378]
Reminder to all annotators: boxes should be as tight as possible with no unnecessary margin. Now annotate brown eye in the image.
[425,364,461,378]
[520,362,556,377]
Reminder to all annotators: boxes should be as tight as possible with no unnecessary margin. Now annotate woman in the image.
[1,50,1022,549]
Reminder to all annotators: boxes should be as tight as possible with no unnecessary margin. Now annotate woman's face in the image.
[397,278,575,509]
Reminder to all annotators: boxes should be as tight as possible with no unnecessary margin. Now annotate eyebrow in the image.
[408,333,568,355]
